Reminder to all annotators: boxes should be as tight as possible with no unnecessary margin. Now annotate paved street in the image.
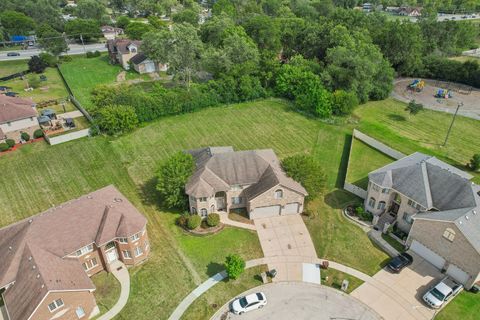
[0,43,107,61]
[213,282,381,320]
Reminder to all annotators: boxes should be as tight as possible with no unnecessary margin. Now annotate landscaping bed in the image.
[381,233,405,253]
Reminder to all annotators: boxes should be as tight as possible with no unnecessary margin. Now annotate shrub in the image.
[206,213,220,227]
[225,254,245,280]
[27,75,41,89]
[86,50,101,58]
[59,55,73,62]
[469,154,480,172]
[0,143,10,152]
[33,129,44,139]
[5,139,15,148]
[332,90,359,116]
[95,105,139,135]
[28,55,47,73]
[356,206,372,221]
[156,152,195,209]
[21,132,30,141]
[186,215,201,230]
[176,214,188,227]
[39,53,57,67]
[281,154,326,200]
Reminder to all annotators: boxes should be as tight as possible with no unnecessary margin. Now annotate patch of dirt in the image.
[116,71,126,82]
[392,78,480,120]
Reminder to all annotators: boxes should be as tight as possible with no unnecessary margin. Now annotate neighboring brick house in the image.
[0,185,150,320]
[365,152,480,289]
[185,147,308,219]
[0,95,39,143]
[106,39,166,73]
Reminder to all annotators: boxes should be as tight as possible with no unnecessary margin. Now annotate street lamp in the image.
[443,102,463,147]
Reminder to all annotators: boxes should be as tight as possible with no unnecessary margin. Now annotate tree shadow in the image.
[139,176,161,207]
[206,262,224,277]
[334,133,353,189]
[324,189,362,209]
[387,114,407,122]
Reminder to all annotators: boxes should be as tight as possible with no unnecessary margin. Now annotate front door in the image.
[106,249,118,263]
[215,197,225,210]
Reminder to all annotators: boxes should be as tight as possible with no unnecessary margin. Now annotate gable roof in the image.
[0,185,146,290]
[0,95,37,124]
[369,152,476,210]
[130,52,149,65]
[186,147,307,198]
[107,39,142,54]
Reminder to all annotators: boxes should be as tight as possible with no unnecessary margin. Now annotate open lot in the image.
[0,98,478,318]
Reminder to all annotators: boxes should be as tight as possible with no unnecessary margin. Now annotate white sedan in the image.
[231,292,267,315]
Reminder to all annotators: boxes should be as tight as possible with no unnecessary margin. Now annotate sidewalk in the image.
[219,212,257,231]
[96,261,130,320]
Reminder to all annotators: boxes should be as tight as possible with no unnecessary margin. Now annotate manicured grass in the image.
[0,60,27,75]
[381,233,405,253]
[1,67,70,103]
[92,272,121,316]
[356,98,480,184]
[181,265,268,320]
[436,290,480,320]
[321,268,364,294]
[346,138,394,189]
[59,54,145,107]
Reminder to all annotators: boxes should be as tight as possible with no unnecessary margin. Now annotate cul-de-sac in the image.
[0,0,480,319]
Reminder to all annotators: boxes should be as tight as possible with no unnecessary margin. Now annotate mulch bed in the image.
[183,223,225,236]
[0,138,45,156]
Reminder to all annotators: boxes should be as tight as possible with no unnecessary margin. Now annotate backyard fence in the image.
[44,129,90,145]
[344,182,368,199]
[352,129,405,160]
[0,70,28,82]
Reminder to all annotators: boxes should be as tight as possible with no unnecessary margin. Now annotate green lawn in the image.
[0,97,478,318]
[181,265,268,320]
[59,54,146,108]
[0,60,28,75]
[436,290,480,320]
[92,272,121,316]
[321,268,364,294]
[381,233,405,253]
[346,138,394,189]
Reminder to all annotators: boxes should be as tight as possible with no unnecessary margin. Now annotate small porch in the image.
[373,200,400,232]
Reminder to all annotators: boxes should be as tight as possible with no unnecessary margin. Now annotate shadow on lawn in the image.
[387,114,407,122]
[139,176,183,214]
[334,133,353,189]
[206,262,224,277]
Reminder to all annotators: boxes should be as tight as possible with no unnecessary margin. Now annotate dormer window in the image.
[443,228,455,242]
[48,298,64,312]
[274,189,283,199]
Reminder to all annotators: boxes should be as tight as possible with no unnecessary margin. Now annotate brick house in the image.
[365,152,480,289]
[106,39,166,73]
[0,185,150,320]
[185,147,308,219]
[0,95,40,143]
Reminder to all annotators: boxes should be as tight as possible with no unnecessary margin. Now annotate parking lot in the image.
[213,282,381,320]
[352,252,444,320]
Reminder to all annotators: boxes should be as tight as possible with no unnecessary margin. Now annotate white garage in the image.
[282,202,300,215]
[250,205,281,219]
[410,240,446,269]
[446,264,470,285]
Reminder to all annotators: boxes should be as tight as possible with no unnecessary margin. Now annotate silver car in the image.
[231,292,267,315]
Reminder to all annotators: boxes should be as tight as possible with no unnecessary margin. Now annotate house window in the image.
[377,201,386,211]
[200,208,208,217]
[131,233,140,242]
[82,258,98,271]
[76,244,94,257]
[191,207,197,214]
[134,246,143,257]
[382,188,390,194]
[76,306,86,319]
[48,299,64,312]
[123,250,132,259]
[402,212,413,224]
[371,184,380,192]
[368,197,376,208]
[231,197,242,205]
[274,189,283,199]
[118,237,128,244]
[443,228,455,242]
[199,197,207,202]
[415,204,422,210]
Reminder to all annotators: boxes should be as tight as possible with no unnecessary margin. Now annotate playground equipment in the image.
[435,89,453,99]
[407,79,425,92]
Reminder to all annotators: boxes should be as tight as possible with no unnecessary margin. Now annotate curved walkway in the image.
[97,261,130,320]
[219,212,257,231]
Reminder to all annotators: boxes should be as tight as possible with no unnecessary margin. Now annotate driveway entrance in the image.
[351,251,444,320]
[254,215,317,282]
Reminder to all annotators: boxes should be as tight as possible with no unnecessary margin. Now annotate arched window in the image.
[377,201,386,210]
[210,205,215,213]
[443,228,455,242]
[191,207,197,214]
[200,208,208,217]
[368,197,376,208]
[274,189,283,199]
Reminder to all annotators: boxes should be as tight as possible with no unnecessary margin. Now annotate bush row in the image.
[421,56,480,88]
[176,213,221,230]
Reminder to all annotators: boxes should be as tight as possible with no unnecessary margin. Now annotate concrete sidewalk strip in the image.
[302,263,321,284]
[96,261,130,320]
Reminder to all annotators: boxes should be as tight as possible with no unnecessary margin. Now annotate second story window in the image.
[274,189,283,199]
[134,246,143,257]
[368,197,376,208]
[443,228,455,242]
[377,201,386,211]
[199,197,207,202]
[123,250,132,259]
[76,244,93,257]
[48,299,64,312]
[118,237,128,244]
[131,232,140,241]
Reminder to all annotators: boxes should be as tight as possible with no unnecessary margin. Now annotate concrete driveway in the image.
[253,215,317,282]
[351,252,443,320]
[212,282,381,320]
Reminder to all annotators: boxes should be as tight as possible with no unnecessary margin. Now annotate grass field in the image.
[0,60,28,76]
[346,138,394,189]
[320,268,364,294]
[0,97,478,318]
[437,290,480,320]
[92,272,121,315]
[59,54,148,108]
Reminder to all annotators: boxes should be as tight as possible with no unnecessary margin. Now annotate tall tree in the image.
[0,10,36,36]
[125,22,154,40]
[36,24,68,56]
[65,19,102,43]
[75,0,106,21]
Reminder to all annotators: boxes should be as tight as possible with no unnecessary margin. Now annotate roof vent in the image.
[8,246,12,251]
[459,220,463,224]
[28,256,32,261]
[41,284,45,288]
[114,197,123,203]
[36,274,40,279]
[28,219,33,223]
[473,210,477,215]
[32,265,36,269]
[465,215,469,220]
[87,195,93,199]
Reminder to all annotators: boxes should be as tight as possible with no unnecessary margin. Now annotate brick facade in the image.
[248,186,305,214]
[30,291,98,320]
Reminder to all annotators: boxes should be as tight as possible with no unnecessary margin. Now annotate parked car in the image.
[386,252,413,273]
[423,278,463,309]
[6,52,20,57]
[231,292,267,315]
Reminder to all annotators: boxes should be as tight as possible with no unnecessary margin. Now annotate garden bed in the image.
[344,205,373,227]
[184,222,225,236]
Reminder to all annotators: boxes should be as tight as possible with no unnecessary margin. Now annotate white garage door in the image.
[250,205,281,219]
[282,202,300,215]
[446,264,470,285]
[410,240,446,269]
